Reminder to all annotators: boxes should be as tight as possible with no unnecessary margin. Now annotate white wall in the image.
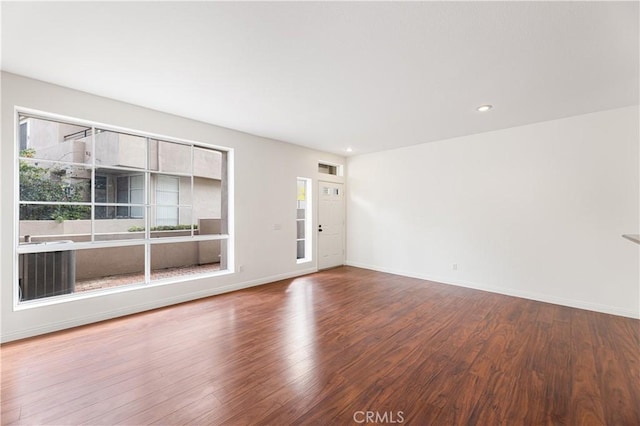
[347,106,640,318]
[1,72,345,342]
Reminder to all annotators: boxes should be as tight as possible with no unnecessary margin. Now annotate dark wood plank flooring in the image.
[1,266,639,425]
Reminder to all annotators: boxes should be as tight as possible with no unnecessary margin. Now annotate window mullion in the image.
[191,145,195,237]
[145,138,151,284]
[91,126,96,242]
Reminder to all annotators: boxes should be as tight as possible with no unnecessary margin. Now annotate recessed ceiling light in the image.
[477,104,493,112]
[346,147,353,152]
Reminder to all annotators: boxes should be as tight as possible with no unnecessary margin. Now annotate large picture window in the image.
[16,111,231,303]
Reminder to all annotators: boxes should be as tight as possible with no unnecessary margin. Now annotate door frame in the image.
[317,180,345,270]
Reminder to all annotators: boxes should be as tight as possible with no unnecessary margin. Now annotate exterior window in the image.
[116,176,129,217]
[296,177,312,263]
[115,175,144,218]
[95,175,110,219]
[16,112,230,302]
[155,175,179,226]
[96,174,145,219]
[129,175,144,218]
[19,121,28,151]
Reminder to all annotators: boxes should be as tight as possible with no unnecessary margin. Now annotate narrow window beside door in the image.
[296,178,312,263]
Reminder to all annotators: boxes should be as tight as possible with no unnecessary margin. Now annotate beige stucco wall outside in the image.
[20,118,222,232]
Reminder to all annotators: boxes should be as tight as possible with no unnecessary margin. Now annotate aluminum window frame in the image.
[13,107,234,308]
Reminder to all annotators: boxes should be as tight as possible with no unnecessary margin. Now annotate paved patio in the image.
[75,263,221,293]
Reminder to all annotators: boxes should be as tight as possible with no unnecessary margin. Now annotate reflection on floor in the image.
[75,263,221,293]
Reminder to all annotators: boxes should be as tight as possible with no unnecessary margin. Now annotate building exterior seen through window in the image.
[16,112,230,302]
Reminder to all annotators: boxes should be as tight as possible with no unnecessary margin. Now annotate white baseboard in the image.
[345,260,640,320]
[1,267,317,343]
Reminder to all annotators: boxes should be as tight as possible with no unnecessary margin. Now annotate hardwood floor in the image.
[1,266,638,425]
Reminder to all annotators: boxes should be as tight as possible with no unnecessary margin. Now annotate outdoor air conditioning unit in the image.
[19,243,76,301]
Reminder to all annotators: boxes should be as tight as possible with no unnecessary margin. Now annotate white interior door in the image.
[318,181,345,269]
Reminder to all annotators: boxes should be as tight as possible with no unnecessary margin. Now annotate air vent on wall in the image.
[318,162,341,176]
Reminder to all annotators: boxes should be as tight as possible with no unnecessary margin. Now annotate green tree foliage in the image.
[19,149,90,221]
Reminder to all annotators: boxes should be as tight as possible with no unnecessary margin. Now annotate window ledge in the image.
[14,269,232,311]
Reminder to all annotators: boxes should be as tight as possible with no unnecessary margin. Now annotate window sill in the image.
[14,268,233,311]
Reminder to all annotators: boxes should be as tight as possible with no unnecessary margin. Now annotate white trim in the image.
[14,266,235,311]
[19,201,92,206]
[17,156,91,168]
[13,107,234,307]
[90,125,96,242]
[2,267,316,343]
[13,108,21,307]
[345,260,640,320]
[296,177,313,263]
[17,234,230,253]
[225,148,235,273]
[190,145,195,237]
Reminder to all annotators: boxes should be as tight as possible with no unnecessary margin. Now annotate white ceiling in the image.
[2,1,638,156]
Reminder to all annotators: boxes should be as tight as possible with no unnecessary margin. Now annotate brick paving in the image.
[75,263,221,293]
